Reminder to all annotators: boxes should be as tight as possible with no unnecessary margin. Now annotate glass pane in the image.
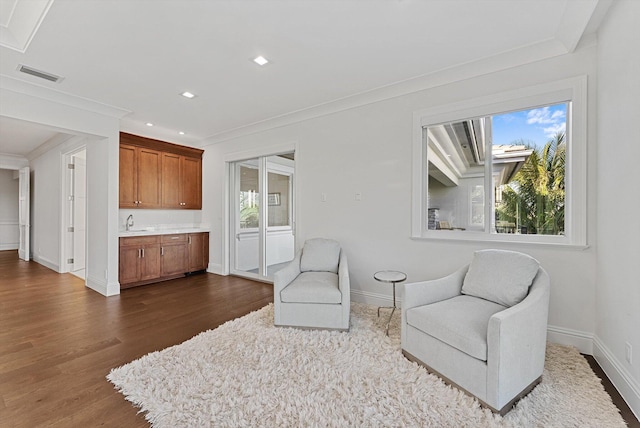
[425,102,567,236]
[267,172,290,227]
[266,154,295,279]
[239,165,259,229]
[493,103,567,235]
[235,162,260,274]
[426,117,488,232]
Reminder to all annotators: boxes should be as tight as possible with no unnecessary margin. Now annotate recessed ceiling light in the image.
[181,91,196,99]
[179,131,185,135]
[253,56,269,66]
[146,122,154,127]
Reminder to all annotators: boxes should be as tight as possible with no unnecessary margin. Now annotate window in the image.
[412,77,587,247]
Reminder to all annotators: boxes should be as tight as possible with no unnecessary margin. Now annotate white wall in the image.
[118,209,203,232]
[202,45,599,350]
[0,169,19,250]
[30,145,63,270]
[595,0,640,418]
[1,77,127,296]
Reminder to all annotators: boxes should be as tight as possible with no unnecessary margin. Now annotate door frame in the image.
[60,145,87,276]
[18,166,30,261]
[223,142,297,280]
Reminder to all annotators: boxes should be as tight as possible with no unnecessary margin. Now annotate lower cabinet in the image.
[119,236,161,286]
[161,234,188,276]
[188,232,209,272]
[119,232,209,289]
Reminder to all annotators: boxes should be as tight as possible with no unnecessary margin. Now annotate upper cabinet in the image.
[119,144,162,208]
[161,153,202,209]
[119,133,203,210]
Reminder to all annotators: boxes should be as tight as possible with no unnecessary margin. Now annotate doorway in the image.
[229,153,295,281]
[63,148,87,279]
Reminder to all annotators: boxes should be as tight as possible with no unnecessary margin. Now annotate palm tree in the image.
[497,132,565,235]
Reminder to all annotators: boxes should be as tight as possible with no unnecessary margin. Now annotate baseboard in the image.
[593,335,640,421]
[33,255,59,272]
[351,289,401,308]
[86,274,107,296]
[547,325,594,354]
[0,243,18,251]
[208,262,224,275]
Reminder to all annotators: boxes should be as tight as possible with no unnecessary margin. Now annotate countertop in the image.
[119,227,210,237]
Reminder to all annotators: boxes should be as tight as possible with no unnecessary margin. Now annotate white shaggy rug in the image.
[107,303,626,427]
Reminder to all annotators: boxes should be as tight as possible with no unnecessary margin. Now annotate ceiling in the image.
[0,0,609,158]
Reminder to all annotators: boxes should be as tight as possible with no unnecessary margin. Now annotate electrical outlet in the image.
[625,342,632,364]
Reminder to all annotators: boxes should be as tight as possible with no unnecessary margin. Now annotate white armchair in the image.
[274,238,350,331]
[401,249,550,415]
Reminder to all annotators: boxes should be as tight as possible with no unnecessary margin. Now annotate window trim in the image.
[411,76,587,247]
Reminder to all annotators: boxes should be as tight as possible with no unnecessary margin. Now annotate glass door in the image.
[265,155,294,279]
[230,153,295,281]
[233,159,261,277]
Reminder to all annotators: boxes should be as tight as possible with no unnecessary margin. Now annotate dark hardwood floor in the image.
[0,250,637,427]
[0,250,273,427]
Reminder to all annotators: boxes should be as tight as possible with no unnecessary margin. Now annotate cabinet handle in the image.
[138,248,142,258]
[161,247,164,256]
[188,236,192,244]
[141,248,145,258]
[171,236,180,240]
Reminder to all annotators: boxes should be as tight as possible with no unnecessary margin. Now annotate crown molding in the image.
[0,0,54,53]
[200,37,572,147]
[0,153,28,170]
[0,74,131,119]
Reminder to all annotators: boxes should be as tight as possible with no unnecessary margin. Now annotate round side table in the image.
[374,270,407,336]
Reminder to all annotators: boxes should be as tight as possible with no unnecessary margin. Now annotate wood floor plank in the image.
[1,250,636,427]
[0,250,273,427]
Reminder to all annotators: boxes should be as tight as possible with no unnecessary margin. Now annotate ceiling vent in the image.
[17,64,63,83]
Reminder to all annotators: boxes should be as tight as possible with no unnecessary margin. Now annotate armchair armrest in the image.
[338,250,350,303]
[486,268,550,408]
[402,265,468,310]
[274,250,302,295]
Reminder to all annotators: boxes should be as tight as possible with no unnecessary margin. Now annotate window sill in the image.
[411,232,589,251]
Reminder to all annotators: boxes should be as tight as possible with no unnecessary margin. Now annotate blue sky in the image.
[492,103,566,149]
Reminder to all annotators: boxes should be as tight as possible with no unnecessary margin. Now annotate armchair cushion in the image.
[280,272,341,304]
[300,238,341,273]
[406,295,506,361]
[462,249,539,307]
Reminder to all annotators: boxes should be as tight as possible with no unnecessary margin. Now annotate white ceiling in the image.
[0,0,608,157]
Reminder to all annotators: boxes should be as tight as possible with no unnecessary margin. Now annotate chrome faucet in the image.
[126,214,134,231]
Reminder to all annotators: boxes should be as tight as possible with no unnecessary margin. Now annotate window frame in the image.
[411,76,587,247]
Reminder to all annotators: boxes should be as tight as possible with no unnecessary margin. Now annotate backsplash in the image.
[119,209,205,232]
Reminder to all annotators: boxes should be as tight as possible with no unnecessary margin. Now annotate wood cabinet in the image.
[119,236,162,287]
[182,157,202,209]
[188,232,209,272]
[119,144,162,208]
[120,132,203,209]
[161,154,202,209]
[161,234,188,276]
[119,232,209,289]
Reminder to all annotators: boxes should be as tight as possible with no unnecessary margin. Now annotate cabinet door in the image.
[137,148,162,208]
[181,157,202,209]
[119,245,141,284]
[139,244,161,281]
[161,153,182,208]
[119,145,138,208]
[188,232,209,272]
[161,243,188,276]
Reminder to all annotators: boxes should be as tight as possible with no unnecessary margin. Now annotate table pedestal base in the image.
[377,306,396,336]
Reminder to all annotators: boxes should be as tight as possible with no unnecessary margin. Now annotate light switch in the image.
[321,193,327,202]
